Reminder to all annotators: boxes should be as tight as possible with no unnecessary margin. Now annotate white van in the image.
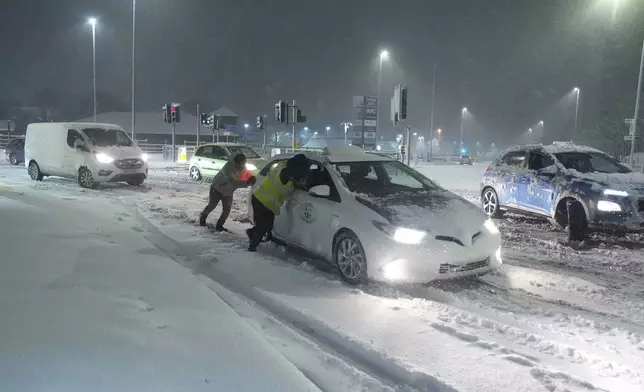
[25,122,148,188]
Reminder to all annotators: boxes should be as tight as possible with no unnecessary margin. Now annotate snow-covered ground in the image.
[1,159,643,391]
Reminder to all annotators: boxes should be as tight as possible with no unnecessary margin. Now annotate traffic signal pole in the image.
[292,100,296,150]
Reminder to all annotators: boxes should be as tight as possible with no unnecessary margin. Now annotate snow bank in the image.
[0,193,320,392]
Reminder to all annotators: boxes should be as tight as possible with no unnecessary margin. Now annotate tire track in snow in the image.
[131,200,460,392]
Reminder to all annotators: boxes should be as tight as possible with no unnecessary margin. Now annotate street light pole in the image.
[376,50,388,139]
[131,0,136,141]
[460,107,467,151]
[88,18,97,122]
[573,87,580,136]
[325,126,330,139]
[630,40,644,165]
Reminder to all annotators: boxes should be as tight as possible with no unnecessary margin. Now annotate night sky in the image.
[2,0,644,145]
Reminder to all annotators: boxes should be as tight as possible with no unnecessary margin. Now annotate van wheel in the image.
[9,154,19,165]
[334,231,368,285]
[78,167,96,189]
[28,161,44,181]
[126,178,145,186]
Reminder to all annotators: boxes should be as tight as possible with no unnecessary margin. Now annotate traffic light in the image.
[275,100,287,123]
[399,86,408,120]
[296,109,306,123]
[257,115,265,130]
[162,104,171,123]
[171,103,181,123]
[200,113,209,125]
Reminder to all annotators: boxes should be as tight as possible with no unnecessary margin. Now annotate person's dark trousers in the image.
[200,186,233,228]
[247,195,275,251]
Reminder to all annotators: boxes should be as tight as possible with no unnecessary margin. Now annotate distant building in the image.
[76,111,240,145]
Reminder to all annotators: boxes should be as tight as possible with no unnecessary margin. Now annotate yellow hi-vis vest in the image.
[253,162,294,215]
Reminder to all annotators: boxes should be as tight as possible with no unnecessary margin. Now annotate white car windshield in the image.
[334,160,443,196]
[554,152,631,174]
[82,128,133,147]
[226,145,261,159]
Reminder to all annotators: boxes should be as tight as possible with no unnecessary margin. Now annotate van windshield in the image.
[82,128,133,147]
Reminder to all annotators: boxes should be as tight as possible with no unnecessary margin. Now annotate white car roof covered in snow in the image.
[501,143,606,156]
[272,146,393,164]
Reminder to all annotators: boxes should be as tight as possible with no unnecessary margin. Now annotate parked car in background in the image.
[480,143,644,240]
[4,138,25,165]
[25,122,148,188]
[189,143,267,180]
[460,155,473,165]
[249,146,502,285]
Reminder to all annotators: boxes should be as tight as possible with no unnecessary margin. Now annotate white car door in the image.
[211,146,229,174]
[287,189,335,256]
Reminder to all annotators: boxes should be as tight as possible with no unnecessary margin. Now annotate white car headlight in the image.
[483,219,500,235]
[373,221,427,245]
[393,228,427,244]
[246,163,257,171]
[95,153,114,164]
[603,189,628,197]
[597,200,622,212]
[141,153,149,162]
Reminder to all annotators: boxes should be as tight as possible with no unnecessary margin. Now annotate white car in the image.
[188,143,267,180]
[248,146,502,284]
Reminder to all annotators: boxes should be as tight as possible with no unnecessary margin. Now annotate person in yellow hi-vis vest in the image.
[246,154,309,252]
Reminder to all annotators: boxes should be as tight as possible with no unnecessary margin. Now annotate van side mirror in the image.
[309,185,331,198]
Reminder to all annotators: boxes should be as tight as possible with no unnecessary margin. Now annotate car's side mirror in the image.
[309,184,331,198]
[537,167,557,177]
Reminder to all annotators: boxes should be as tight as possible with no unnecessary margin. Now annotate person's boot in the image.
[215,224,228,232]
[245,228,253,240]
[199,214,207,227]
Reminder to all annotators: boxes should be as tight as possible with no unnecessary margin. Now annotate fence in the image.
[0,133,23,149]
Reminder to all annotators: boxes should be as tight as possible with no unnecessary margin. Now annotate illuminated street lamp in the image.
[325,126,331,138]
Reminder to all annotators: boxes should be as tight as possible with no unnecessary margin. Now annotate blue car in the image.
[480,143,644,240]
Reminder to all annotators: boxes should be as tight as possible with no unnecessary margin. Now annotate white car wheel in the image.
[334,231,368,285]
[189,166,202,181]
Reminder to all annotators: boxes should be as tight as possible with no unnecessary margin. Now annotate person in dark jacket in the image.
[246,154,309,251]
[200,153,256,231]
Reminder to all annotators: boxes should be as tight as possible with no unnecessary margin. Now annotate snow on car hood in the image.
[94,145,144,160]
[563,169,644,194]
[357,191,488,239]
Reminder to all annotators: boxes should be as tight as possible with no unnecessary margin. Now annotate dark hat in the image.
[233,153,247,164]
[287,154,308,169]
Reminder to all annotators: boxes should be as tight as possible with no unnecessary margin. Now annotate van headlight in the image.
[141,153,149,162]
[372,221,427,245]
[483,219,499,235]
[95,153,114,164]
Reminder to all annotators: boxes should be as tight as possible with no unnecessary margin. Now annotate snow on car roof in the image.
[501,143,605,155]
[271,146,389,163]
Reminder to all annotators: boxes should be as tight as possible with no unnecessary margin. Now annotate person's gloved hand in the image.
[247,176,257,186]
